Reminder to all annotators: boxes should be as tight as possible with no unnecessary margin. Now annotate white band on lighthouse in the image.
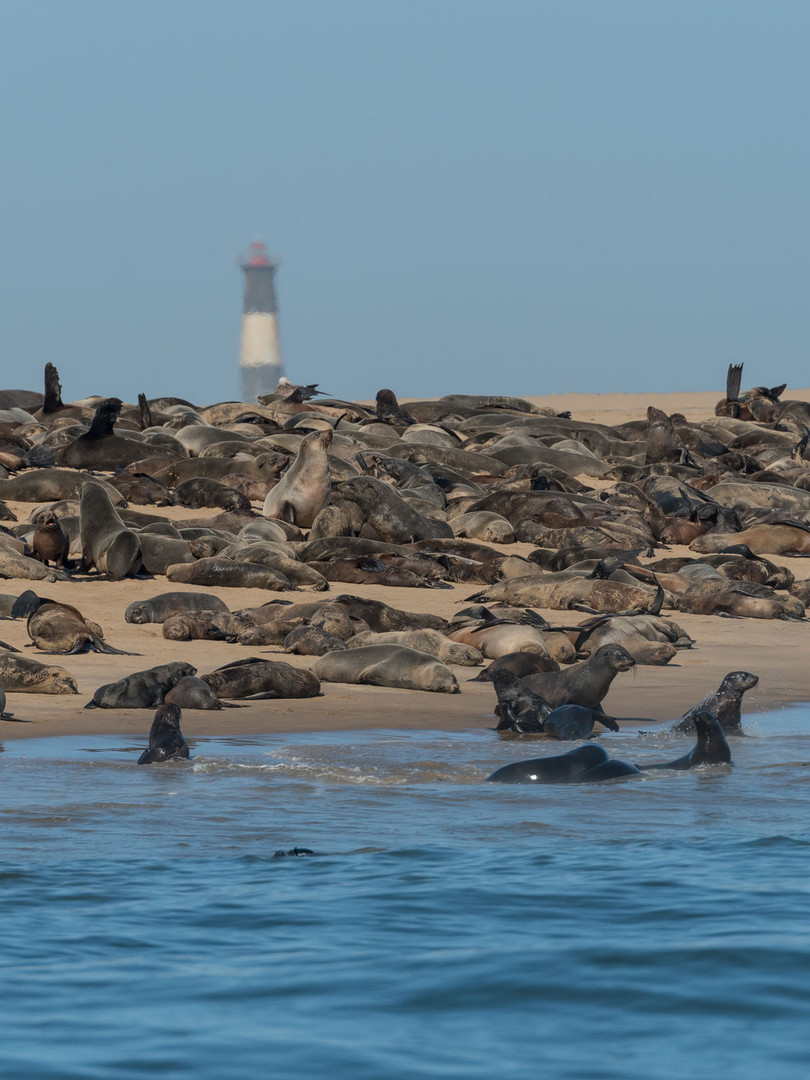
[239,313,282,369]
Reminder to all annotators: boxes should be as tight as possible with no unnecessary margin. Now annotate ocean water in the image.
[1,711,809,1079]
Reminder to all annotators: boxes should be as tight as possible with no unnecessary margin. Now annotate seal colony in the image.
[0,364,808,782]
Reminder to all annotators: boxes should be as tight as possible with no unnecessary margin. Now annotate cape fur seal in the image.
[125,592,230,624]
[519,644,636,710]
[642,710,732,770]
[30,512,70,568]
[0,651,78,694]
[164,676,243,710]
[669,672,758,736]
[200,657,320,699]
[262,427,332,527]
[79,480,142,580]
[26,598,129,655]
[137,704,190,764]
[85,661,196,709]
[486,744,639,784]
[165,559,294,591]
[311,644,459,693]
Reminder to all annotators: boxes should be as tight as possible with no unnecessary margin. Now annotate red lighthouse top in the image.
[246,240,271,267]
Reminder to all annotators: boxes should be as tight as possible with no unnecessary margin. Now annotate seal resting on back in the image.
[137,704,190,764]
[262,427,332,527]
[518,644,636,710]
[85,661,196,709]
[311,644,460,693]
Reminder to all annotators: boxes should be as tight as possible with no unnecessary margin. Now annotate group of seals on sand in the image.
[0,366,791,771]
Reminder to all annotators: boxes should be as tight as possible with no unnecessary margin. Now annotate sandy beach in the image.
[3,388,809,741]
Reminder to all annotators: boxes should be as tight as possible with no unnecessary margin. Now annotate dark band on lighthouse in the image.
[239,240,284,401]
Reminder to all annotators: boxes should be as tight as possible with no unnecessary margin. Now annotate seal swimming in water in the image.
[669,672,759,736]
[641,710,732,770]
[262,427,333,527]
[486,744,639,784]
[137,704,190,764]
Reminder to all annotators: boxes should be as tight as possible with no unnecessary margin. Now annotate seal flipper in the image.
[726,362,743,402]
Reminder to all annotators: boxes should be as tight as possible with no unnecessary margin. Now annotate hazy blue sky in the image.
[1,1,807,405]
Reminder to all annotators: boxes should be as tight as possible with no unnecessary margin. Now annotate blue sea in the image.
[2,711,809,1079]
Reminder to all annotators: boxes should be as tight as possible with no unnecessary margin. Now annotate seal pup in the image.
[137,704,190,764]
[375,389,416,426]
[164,676,244,710]
[490,669,550,734]
[541,704,620,740]
[641,710,732,770]
[262,427,332,528]
[30,511,70,568]
[669,672,758,737]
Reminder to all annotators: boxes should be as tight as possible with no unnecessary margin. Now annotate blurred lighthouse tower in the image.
[238,239,284,401]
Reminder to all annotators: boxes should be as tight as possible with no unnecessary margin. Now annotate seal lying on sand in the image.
[311,644,459,693]
[164,675,243,710]
[137,704,190,764]
[0,651,78,694]
[85,661,196,709]
[125,592,230,624]
[26,597,130,655]
[201,658,321,700]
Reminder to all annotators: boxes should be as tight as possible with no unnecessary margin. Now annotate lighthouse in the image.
[238,240,284,401]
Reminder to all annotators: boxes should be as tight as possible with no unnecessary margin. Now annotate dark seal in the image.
[137,703,190,764]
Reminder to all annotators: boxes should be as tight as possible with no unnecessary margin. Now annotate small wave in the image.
[190,755,485,785]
